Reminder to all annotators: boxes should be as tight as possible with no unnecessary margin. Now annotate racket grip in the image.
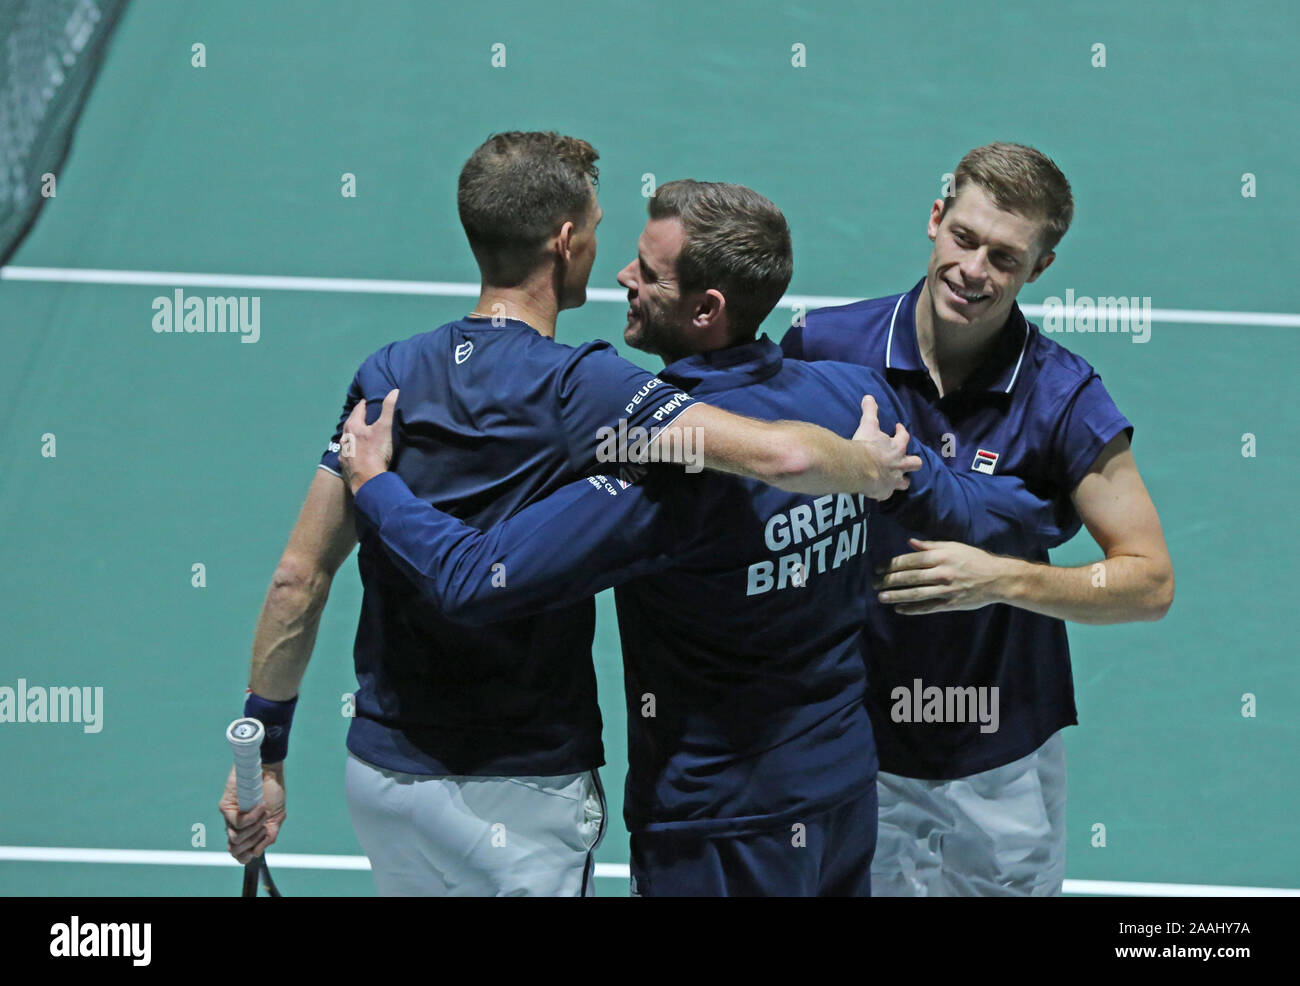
[226,717,266,812]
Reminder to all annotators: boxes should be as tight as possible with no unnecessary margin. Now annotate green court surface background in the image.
[1,0,1296,897]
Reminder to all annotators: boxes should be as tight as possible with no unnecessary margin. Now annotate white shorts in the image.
[345,752,606,896]
[871,730,1067,896]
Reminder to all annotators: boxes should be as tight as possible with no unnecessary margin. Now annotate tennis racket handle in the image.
[226,717,266,812]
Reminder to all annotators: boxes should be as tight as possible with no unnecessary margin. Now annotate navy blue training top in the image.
[318,316,696,776]
[782,280,1133,778]
[351,337,1063,832]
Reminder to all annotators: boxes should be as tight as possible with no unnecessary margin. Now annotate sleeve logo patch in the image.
[454,340,474,364]
[971,449,999,474]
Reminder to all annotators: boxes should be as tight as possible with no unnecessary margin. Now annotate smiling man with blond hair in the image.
[782,142,1174,896]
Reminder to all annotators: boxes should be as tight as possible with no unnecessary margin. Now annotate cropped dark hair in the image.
[648,180,793,340]
[458,131,599,283]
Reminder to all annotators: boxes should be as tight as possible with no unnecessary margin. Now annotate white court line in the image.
[1064,879,1300,898]
[2,847,1298,895]
[0,846,371,870]
[3,265,1299,328]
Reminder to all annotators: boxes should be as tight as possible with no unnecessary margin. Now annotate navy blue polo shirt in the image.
[350,338,1064,832]
[317,316,696,777]
[782,279,1133,778]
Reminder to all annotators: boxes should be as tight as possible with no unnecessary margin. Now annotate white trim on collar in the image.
[884,293,906,369]
[1003,321,1030,394]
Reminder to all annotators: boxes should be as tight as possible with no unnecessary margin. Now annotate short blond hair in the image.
[946,142,1073,254]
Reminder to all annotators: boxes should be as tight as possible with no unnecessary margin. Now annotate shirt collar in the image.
[461,315,535,330]
[887,278,1031,397]
[883,280,928,374]
[659,336,784,396]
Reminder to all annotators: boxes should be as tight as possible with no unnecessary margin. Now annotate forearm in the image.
[661,403,876,495]
[885,445,1064,551]
[248,567,332,699]
[752,420,860,495]
[354,472,663,626]
[996,553,1174,624]
[356,475,520,624]
[699,417,871,494]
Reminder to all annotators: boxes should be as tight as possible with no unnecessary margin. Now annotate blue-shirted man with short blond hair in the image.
[781,142,1175,896]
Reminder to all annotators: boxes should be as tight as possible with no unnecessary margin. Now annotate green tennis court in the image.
[1,0,1297,897]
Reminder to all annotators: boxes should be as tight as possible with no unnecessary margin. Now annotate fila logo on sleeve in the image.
[972,449,999,474]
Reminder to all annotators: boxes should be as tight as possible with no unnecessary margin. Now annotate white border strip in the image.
[0,846,372,870]
[2,846,1297,895]
[1065,878,1300,898]
[3,266,1299,328]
